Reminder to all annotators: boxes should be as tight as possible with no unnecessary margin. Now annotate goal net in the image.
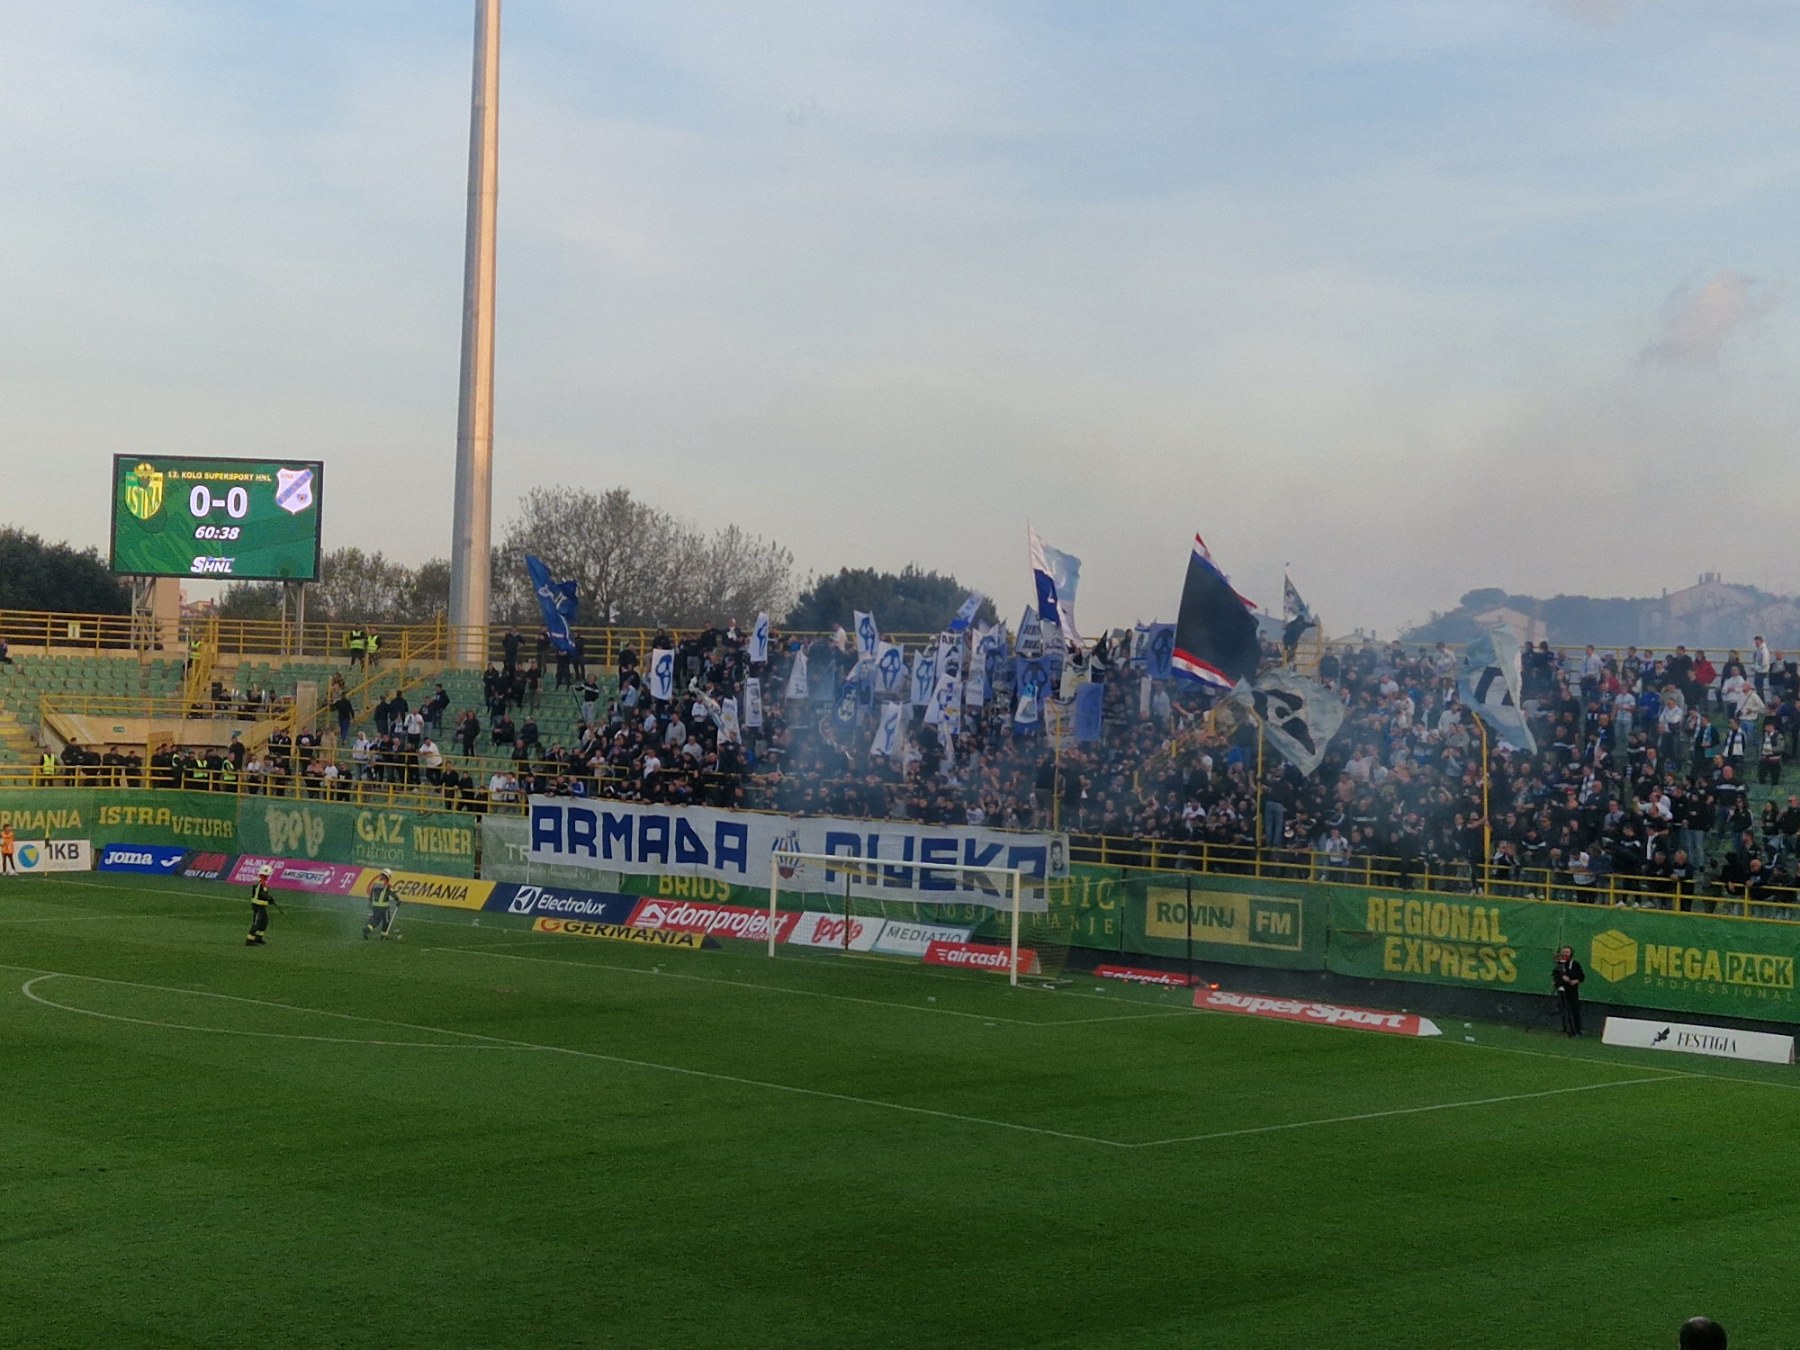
[764,850,1068,985]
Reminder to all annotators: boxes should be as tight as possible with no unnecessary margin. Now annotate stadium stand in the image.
[3,612,1800,919]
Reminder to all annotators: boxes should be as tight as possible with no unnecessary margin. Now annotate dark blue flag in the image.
[1073,681,1105,743]
[525,555,579,656]
[1171,534,1260,691]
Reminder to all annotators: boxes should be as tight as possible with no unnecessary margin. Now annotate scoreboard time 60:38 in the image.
[109,455,324,581]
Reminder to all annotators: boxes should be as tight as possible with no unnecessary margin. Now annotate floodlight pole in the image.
[449,0,500,666]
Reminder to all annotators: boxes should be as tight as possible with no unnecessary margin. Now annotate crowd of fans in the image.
[40,618,1800,914]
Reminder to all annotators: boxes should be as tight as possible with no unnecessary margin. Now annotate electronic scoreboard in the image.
[109,456,324,581]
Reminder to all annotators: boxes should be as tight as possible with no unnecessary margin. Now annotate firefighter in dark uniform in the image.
[246,864,279,946]
[1552,944,1585,1037]
[363,869,399,940]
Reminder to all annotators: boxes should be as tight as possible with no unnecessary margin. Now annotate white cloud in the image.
[1638,270,1779,368]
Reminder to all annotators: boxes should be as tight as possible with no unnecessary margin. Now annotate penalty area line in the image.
[1126,1073,1691,1149]
[12,966,1127,1149]
[428,941,1191,1028]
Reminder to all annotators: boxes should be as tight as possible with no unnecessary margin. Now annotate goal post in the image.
[766,850,1035,986]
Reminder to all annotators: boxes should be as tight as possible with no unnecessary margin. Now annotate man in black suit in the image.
[1553,945,1585,1038]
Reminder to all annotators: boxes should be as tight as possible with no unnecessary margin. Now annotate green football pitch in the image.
[3,874,1795,1349]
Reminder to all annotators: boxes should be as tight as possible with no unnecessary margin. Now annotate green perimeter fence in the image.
[8,790,1798,1026]
[0,789,476,877]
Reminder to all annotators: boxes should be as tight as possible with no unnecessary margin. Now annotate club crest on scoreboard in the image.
[276,467,315,515]
[124,462,165,520]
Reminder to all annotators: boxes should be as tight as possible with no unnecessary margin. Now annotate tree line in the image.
[0,489,993,634]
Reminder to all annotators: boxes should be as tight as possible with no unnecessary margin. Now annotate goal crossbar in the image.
[765,850,1033,986]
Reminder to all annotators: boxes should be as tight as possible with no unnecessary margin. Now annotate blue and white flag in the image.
[1013,655,1052,725]
[1016,607,1045,660]
[854,611,880,660]
[1074,681,1105,743]
[1228,669,1344,776]
[925,672,961,732]
[749,612,770,665]
[1143,623,1176,681]
[835,681,861,725]
[718,697,741,745]
[1459,626,1537,753]
[785,649,809,701]
[927,634,964,731]
[647,649,675,703]
[743,677,763,729]
[873,642,907,696]
[910,649,936,707]
[947,592,984,633]
[1028,526,1082,645]
[980,624,1008,688]
[524,555,580,656]
[935,633,964,686]
[871,701,904,757]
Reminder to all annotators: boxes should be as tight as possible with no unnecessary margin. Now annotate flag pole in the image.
[1253,713,1265,878]
[1477,717,1492,889]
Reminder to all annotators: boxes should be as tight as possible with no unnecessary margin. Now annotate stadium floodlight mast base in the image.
[766,851,1029,986]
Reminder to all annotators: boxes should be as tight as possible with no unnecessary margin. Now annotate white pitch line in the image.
[20,976,518,1051]
[428,941,1192,1027]
[426,942,1049,1024]
[1126,1074,1691,1148]
[11,967,1126,1149]
[0,908,231,926]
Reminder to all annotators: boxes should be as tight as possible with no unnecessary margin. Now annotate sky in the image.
[6,0,1800,636]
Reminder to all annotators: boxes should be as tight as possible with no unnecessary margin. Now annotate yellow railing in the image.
[0,606,953,667]
[36,694,301,742]
[0,749,1788,922]
[1067,834,1794,921]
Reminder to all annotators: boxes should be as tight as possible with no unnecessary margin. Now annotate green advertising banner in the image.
[98,792,240,850]
[1121,874,1328,971]
[1330,892,1800,1023]
[235,799,476,876]
[0,790,95,841]
[0,789,239,850]
[611,859,1123,945]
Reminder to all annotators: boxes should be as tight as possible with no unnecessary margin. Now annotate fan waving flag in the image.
[524,555,579,656]
[1171,534,1261,691]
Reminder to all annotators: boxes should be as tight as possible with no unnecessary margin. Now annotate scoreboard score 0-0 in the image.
[109,456,324,581]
